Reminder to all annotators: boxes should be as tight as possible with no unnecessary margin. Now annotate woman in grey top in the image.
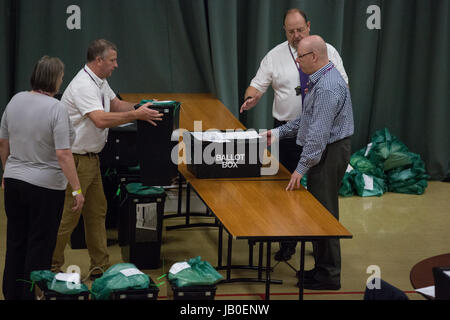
[0,56,84,300]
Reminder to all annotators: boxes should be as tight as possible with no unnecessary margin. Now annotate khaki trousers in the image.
[51,154,109,273]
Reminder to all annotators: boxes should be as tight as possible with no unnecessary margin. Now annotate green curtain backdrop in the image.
[1,0,448,180]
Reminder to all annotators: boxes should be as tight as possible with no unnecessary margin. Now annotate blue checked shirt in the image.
[274,62,354,175]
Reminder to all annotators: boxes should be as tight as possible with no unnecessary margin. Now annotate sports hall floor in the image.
[0,181,449,300]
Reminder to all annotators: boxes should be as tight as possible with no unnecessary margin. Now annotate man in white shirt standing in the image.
[51,39,163,278]
[240,9,348,262]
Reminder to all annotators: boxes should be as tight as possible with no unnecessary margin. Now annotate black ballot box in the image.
[118,183,166,269]
[168,280,217,300]
[99,122,138,168]
[136,100,180,186]
[183,130,264,179]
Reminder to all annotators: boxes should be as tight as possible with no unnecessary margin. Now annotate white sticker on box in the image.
[362,174,374,190]
[169,262,191,275]
[136,203,157,231]
[120,268,145,277]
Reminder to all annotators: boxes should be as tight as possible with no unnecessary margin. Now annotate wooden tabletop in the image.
[188,179,352,240]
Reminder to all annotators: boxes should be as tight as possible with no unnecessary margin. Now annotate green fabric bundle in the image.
[168,256,223,287]
[91,263,151,300]
[338,128,429,197]
[30,270,89,295]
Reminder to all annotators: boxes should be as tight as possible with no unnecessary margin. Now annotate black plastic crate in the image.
[99,122,138,168]
[110,285,159,300]
[119,183,166,269]
[169,281,217,300]
[137,102,180,187]
[35,284,90,301]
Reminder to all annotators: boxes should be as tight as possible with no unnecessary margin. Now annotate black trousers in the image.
[2,178,65,300]
[281,137,351,284]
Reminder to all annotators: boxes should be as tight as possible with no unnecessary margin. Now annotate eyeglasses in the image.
[286,26,308,35]
[298,52,313,59]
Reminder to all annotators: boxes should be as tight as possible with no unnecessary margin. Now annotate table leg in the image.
[265,241,272,300]
[226,233,233,281]
[258,242,264,280]
[298,241,305,300]
[218,223,223,268]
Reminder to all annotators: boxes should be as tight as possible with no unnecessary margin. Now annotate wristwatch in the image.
[72,189,82,197]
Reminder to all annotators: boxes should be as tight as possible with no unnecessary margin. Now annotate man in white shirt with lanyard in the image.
[240,9,348,262]
[51,39,163,278]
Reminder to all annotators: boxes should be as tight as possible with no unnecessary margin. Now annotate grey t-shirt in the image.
[0,91,75,190]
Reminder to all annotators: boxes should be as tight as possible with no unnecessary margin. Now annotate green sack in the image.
[353,172,386,197]
[300,174,307,188]
[91,263,150,300]
[30,270,89,295]
[387,153,430,195]
[339,169,357,197]
[138,99,181,111]
[350,154,385,178]
[168,256,223,287]
[125,182,165,196]
[366,128,412,171]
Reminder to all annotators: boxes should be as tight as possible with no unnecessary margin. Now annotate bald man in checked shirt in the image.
[265,35,354,290]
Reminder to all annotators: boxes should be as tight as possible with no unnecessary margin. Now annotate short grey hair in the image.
[87,39,117,62]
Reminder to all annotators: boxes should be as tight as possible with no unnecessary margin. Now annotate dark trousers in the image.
[2,178,65,300]
[281,137,351,284]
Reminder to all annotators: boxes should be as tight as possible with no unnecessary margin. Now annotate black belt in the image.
[74,152,99,157]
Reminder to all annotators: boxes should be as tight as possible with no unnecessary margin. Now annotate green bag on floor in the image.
[366,128,412,171]
[350,153,385,178]
[168,256,223,287]
[339,169,357,197]
[353,172,386,197]
[30,270,89,295]
[387,153,430,195]
[91,263,150,300]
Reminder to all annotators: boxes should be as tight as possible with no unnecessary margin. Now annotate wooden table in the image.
[120,93,353,299]
[410,253,450,299]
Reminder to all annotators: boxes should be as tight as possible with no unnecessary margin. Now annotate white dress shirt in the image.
[61,65,116,154]
[250,40,348,122]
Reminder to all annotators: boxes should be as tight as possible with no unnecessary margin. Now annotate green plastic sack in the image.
[138,99,181,111]
[366,128,412,171]
[353,172,386,197]
[125,182,165,196]
[90,263,150,300]
[168,256,223,287]
[339,170,357,197]
[30,270,89,295]
[387,153,430,195]
[349,153,385,178]
[300,174,307,188]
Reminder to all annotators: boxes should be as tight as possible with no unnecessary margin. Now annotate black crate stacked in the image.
[169,280,217,300]
[34,283,90,300]
[118,183,166,269]
[136,101,180,187]
[110,278,160,300]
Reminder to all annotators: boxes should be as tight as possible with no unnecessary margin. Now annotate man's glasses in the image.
[298,51,313,59]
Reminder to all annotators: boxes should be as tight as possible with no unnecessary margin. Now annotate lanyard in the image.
[288,44,302,86]
[83,68,105,108]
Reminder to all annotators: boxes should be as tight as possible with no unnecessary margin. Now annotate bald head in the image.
[299,35,328,61]
[296,35,329,75]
